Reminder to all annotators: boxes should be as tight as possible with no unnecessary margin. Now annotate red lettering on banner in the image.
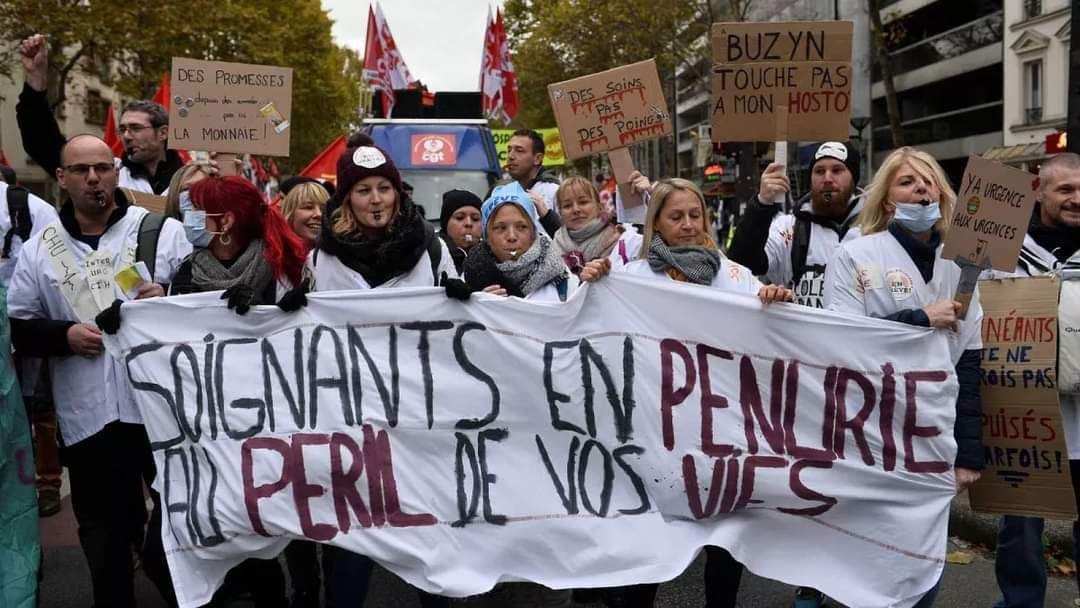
[240,424,436,540]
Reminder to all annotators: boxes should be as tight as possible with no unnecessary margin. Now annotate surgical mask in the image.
[892,201,941,233]
[179,191,222,248]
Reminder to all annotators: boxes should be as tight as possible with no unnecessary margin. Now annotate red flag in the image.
[150,72,171,109]
[147,72,192,163]
[268,159,280,178]
[299,135,347,183]
[0,150,9,167]
[102,104,124,157]
[495,10,518,122]
[479,6,502,119]
[363,3,416,117]
[251,157,268,182]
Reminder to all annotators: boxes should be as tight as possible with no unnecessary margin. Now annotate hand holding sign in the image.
[710,21,853,143]
[944,155,1038,318]
[548,59,672,161]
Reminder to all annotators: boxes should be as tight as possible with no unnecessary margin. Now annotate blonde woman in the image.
[279,180,330,244]
[618,178,790,608]
[823,147,984,607]
[551,176,642,273]
[164,162,210,221]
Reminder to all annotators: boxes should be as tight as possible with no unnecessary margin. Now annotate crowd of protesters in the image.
[2,31,1080,608]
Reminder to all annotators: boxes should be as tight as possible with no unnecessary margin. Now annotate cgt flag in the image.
[363,2,416,118]
[479,6,502,120]
[495,9,518,123]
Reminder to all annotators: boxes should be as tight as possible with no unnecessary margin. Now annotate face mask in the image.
[892,201,941,233]
[179,191,221,248]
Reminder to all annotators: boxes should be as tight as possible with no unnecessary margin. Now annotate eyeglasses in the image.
[63,163,115,177]
[116,124,154,135]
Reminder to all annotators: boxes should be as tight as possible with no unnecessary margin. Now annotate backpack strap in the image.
[4,185,32,259]
[136,212,166,279]
[789,213,812,288]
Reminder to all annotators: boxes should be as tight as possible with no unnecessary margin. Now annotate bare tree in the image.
[868,0,905,147]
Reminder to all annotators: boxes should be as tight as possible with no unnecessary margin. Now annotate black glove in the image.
[277,278,310,312]
[441,271,472,301]
[95,299,123,335]
[221,284,257,315]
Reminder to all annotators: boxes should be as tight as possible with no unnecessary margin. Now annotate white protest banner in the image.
[105,274,959,608]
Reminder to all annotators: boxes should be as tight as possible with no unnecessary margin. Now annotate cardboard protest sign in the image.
[943,155,1039,272]
[969,277,1076,519]
[493,128,565,167]
[710,21,853,142]
[107,274,959,608]
[168,58,293,156]
[548,59,672,161]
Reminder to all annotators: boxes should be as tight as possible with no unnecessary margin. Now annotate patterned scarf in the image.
[646,234,720,285]
[190,239,275,294]
[495,235,568,296]
[552,218,621,274]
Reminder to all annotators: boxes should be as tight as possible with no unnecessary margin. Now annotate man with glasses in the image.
[7,133,190,607]
[16,34,185,194]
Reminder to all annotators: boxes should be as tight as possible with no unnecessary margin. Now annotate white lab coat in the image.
[7,205,190,445]
[823,230,983,364]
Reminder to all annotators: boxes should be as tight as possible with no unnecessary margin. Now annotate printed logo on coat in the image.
[885,268,913,301]
[728,263,742,282]
[410,134,458,166]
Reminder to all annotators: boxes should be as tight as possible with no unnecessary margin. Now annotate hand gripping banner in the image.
[104,273,959,608]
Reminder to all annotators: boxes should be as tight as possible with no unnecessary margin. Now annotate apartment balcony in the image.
[872,12,1003,82]
[872,101,1002,152]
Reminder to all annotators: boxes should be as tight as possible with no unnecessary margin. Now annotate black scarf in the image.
[438,229,469,274]
[1028,203,1080,262]
[888,222,941,283]
[318,192,432,287]
[463,241,525,297]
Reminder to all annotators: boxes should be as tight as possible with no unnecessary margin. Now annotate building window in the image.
[84,89,109,126]
[1024,60,1043,124]
[1024,0,1042,20]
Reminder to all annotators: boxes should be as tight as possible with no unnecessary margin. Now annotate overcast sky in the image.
[322,0,503,92]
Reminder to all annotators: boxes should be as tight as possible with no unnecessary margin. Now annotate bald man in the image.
[7,134,190,607]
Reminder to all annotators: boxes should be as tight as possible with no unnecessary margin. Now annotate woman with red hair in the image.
[170,176,308,310]
[157,175,310,607]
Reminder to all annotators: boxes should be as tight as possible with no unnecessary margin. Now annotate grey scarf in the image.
[552,218,620,274]
[646,234,720,285]
[191,239,275,294]
[496,235,567,296]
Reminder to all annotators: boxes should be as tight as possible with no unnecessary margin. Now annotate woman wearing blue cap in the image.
[463,182,609,302]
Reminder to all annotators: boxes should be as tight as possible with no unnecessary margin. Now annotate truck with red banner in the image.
[362,91,501,221]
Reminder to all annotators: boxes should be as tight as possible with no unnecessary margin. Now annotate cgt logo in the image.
[411,134,458,166]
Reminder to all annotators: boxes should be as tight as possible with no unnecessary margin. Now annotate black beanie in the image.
[810,141,861,186]
[335,145,403,197]
[439,189,482,231]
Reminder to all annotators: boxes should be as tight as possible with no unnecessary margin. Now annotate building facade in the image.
[984,0,1070,170]
[0,47,123,199]
[871,0,1004,185]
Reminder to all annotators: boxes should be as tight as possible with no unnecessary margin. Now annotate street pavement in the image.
[38,489,1080,608]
